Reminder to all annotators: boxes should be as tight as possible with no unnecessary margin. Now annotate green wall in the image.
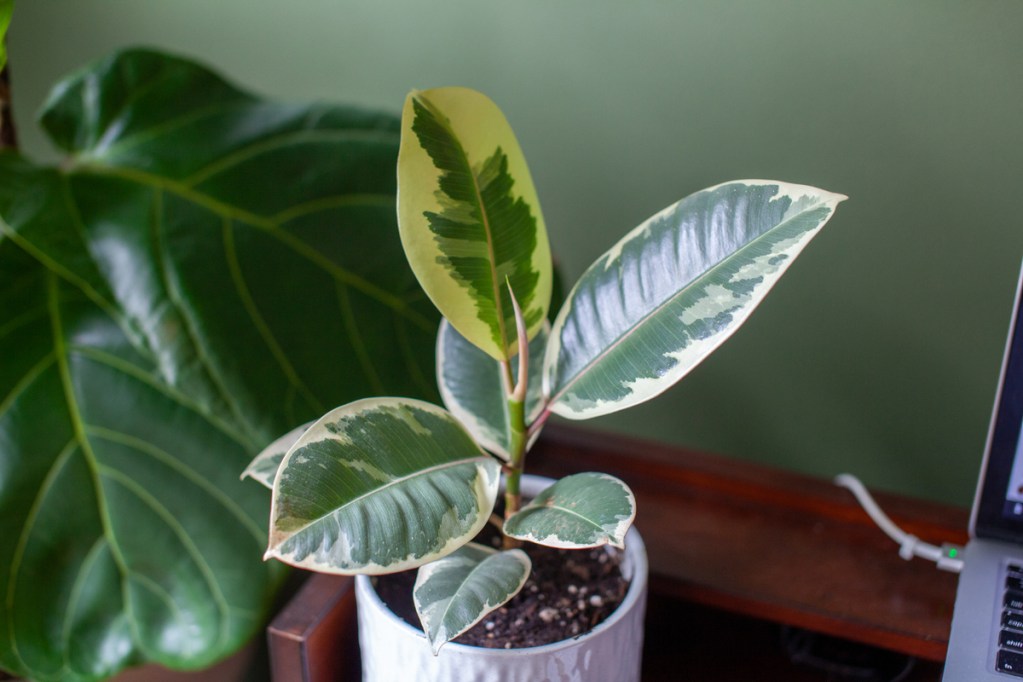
[8,0,1023,506]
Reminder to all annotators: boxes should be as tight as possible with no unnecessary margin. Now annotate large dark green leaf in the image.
[0,49,438,681]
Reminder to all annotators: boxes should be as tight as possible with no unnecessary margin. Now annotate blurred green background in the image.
[8,0,1022,507]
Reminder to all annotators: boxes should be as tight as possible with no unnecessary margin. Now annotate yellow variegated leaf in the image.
[398,87,552,360]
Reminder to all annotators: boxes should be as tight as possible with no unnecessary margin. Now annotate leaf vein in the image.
[99,465,232,650]
[86,424,267,545]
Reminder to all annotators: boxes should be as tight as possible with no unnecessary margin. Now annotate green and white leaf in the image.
[544,181,845,419]
[413,543,530,654]
[398,87,552,361]
[437,319,547,459]
[266,398,500,574]
[241,421,313,489]
[503,473,636,549]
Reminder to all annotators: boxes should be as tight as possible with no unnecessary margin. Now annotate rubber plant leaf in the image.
[241,420,313,489]
[266,398,501,574]
[544,181,845,420]
[413,543,531,654]
[436,318,547,460]
[397,87,552,360]
[503,473,636,549]
[0,48,438,681]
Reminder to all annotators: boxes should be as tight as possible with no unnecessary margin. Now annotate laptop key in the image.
[1007,590,1023,612]
[1006,613,1023,632]
[1001,630,1023,652]
[999,650,1023,677]
[1008,575,1023,592]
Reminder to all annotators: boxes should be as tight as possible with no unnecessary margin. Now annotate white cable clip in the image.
[834,473,965,573]
[898,534,920,561]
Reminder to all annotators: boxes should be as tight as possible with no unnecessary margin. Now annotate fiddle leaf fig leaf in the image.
[436,318,547,460]
[414,543,530,655]
[503,473,636,549]
[241,420,313,489]
[0,237,282,681]
[398,87,552,361]
[544,181,845,420]
[266,398,500,574]
[0,49,439,680]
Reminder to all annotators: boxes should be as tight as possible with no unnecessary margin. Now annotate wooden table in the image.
[268,424,968,681]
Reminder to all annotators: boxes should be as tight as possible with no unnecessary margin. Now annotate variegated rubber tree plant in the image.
[243,86,845,653]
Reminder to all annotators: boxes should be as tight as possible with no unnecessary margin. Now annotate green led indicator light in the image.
[948,548,958,558]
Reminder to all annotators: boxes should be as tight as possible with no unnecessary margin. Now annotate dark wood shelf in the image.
[268,423,968,680]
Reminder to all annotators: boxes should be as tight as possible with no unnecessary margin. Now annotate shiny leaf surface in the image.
[544,181,844,419]
[413,543,530,654]
[436,319,546,460]
[503,473,636,549]
[0,237,280,680]
[267,398,500,574]
[0,49,438,680]
[397,87,552,360]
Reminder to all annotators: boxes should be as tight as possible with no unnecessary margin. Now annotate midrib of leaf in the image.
[223,218,325,416]
[76,163,434,331]
[151,190,260,451]
[549,202,824,407]
[522,503,606,533]
[98,465,231,651]
[4,439,77,678]
[0,221,151,365]
[85,425,267,545]
[437,555,496,627]
[43,271,135,671]
[181,128,399,188]
[416,96,510,355]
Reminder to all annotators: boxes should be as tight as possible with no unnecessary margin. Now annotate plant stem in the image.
[0,64,17,150]
[501,281,530,550]
[502,395,526,550]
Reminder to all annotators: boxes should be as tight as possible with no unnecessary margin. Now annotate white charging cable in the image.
[834,473,965,573]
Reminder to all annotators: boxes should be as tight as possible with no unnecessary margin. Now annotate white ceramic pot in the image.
[355,475,648,682]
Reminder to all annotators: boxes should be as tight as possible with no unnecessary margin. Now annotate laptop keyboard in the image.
[998,564,1023,676]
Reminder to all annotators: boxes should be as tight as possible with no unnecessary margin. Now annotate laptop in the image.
[944,263,1023,680]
